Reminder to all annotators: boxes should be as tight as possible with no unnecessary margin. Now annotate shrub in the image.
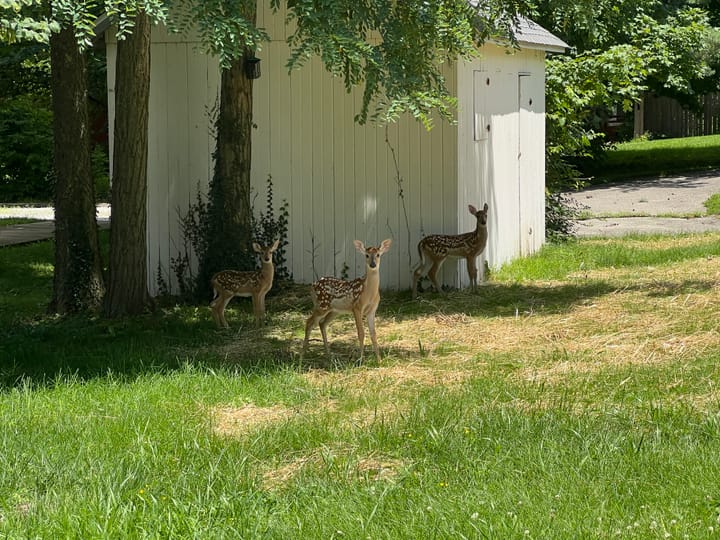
[0,94,53,201]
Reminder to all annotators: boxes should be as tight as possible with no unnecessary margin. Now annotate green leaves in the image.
[170,0,268,68]
[285,0,532,126]
[1,0,57,44]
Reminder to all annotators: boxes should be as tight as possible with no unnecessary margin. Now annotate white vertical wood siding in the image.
[251,39,458,290]
[106,26,220,294]
[457,46,547,280]
[106,8,547,294]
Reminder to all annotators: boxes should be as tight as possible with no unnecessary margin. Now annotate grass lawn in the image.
[582,134,720,184]
[2,234,720,537]
[0,218,41,227]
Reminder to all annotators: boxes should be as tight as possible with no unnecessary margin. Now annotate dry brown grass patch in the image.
[210,403,295,437]
[260,450,406,490]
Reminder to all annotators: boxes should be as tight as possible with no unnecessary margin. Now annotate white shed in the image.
[105,8,567,295]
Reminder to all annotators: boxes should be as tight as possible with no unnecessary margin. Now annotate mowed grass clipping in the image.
[2,234,720,538]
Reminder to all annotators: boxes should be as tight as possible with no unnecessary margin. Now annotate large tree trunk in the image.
[49,25,104,314]
[103,13,152,317]
[196,51,256,299]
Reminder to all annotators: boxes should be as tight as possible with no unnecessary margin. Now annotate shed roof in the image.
[513,16,569,53]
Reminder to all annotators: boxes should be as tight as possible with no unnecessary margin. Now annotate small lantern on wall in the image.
[245,56,261,79]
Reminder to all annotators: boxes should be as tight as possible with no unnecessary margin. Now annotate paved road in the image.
[3,173,720,246]
[0,204,111,247]
[564,170,720,237]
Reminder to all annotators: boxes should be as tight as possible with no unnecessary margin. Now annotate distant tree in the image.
[537,0,719,190]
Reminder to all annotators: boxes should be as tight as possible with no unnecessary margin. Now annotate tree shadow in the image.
[384,275,718,322]
[2,272,717,392]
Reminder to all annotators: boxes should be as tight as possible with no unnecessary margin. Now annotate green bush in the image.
[0,94,53,202]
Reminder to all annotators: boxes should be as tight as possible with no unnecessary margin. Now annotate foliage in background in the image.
[538,1,719,239]
[0,35,109,203]
[581,133,720,183]
[544,6,718,188]
[0,0,58,43]
[544,44,649,191]
[544,191,584,243]
[0,93,53,201]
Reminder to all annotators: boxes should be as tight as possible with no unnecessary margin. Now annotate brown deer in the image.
[210,239,280,328]
[411,203,489,298]
[301,239,392,362]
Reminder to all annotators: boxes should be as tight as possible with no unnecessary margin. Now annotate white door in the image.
[518,73,542,256]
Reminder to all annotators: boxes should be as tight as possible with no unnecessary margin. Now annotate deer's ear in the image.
[270,239,280,251]
[252,242,262,253]
[353,240,366,253]
[468,204,477,215]
[483,203,488,211]
[379,238,393,254]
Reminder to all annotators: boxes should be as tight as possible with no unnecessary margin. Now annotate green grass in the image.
[0,218,41,227]
[582,134,720,184]
[2,234,720,538]
[704,193,720,215]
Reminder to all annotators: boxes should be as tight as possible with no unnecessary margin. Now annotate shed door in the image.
[518,73,541,256]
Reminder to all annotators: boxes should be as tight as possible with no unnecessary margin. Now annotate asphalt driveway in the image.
[565,169,720,237]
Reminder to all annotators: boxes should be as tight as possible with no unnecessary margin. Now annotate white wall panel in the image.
[108,15,549,295]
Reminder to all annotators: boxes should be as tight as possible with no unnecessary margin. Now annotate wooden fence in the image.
[635,93,720,138]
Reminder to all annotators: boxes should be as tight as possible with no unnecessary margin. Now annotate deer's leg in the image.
[353,309,366,360]
[367,309,381,361]
[319,311,338,356]
[251,292,266,327]
[209,289,221,326]
[412,260,428,298]
[302,308,329,358]
[211,292,233,328]
[427,259,445,294]
[466,256,478,292]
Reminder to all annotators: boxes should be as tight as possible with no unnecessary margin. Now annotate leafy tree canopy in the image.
[172,0,535,129]
[1,0,57,43]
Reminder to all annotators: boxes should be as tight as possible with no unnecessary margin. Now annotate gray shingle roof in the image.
[514,16,569,53]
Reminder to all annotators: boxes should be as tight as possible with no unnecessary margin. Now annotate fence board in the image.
[641,93,720,138]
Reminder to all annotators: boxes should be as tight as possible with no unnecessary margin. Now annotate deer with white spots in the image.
[301,239,392,362]
[210,239,280,328]
[411,203,489,298]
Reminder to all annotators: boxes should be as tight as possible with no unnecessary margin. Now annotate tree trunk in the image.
[103,13,152,317]
[49,25,104,314]
[197,51,256,299]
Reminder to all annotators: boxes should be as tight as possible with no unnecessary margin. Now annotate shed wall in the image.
[106,13,548,295]
[457,46,546,277]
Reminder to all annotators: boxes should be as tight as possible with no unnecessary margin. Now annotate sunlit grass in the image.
[0,218,41,227]
[2,233,720,537]
[704,193,720,215]
[583,134,720,183]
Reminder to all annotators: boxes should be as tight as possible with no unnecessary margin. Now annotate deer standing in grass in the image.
[301,239,392,362]
[210,239,280,328]
[412,203,489,298]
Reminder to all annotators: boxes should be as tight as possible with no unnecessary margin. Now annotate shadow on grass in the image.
[382,275,718,322]
[2,273,717,391]
[3,233,718,391]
